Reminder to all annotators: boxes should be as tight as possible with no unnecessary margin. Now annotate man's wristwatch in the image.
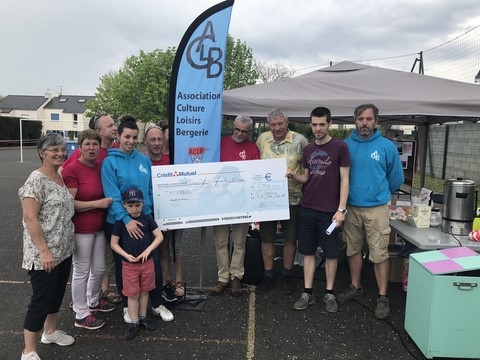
[337,208,348,215]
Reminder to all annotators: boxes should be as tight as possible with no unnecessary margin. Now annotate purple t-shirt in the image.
[301,138,350,212]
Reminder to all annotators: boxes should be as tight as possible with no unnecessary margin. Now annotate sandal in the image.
[174,281,185,298]
[102,289,122,304]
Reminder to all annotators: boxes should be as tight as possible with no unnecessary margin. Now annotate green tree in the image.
[87,48,176,122]
[223,35,259,90]
[88,36,259,122]
[87,70,124,119]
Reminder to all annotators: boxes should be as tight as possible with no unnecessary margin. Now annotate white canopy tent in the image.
[222,61,480,186]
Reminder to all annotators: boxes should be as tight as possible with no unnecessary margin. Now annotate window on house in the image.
[51,113,60,121]
[73,114,78,126]
[59,98,67,103]
[77,99,86,103]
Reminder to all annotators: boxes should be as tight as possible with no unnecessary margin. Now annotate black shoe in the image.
[255,276,276,295]
[282,276,295,295]
[139,317,157,331]
[337,284,363,304]
[162,284,178,303]
[126,323,139,340]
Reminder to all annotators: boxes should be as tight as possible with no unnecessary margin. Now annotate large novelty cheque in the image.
[152,158,290,230]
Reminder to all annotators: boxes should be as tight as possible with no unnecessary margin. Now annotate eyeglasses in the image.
[233,128,251,135]
[45,148,67,154]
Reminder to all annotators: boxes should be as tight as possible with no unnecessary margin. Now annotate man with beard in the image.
[337,104,403,320]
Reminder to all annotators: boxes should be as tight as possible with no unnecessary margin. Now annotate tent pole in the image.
[417,120,429,189]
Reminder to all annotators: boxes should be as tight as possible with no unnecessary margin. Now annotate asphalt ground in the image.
[0,146,460,360]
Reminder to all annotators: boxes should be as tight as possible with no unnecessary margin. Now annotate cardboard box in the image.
[410,204,431,228]
[389,199,412,221]
[390,199,412,207]
[389,199,412,211]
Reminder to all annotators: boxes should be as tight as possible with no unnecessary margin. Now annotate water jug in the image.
[430,208,442,227]
[441,178,477,235]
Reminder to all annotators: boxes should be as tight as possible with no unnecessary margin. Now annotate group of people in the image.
[19,115,184,359]
[18,103,403,360]
[209,105,403,324]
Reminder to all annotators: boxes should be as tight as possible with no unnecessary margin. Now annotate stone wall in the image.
[424,123,480,185]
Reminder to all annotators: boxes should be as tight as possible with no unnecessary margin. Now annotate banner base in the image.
[173,291,208,311]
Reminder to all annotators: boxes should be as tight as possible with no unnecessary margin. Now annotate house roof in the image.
[43,95,95,114]
[0,94,95,115]
[0,95,47,113]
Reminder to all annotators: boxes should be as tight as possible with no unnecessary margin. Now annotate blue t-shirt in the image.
[112,214,158,261]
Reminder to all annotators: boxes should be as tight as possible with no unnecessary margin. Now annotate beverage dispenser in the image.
[441,178,477,235]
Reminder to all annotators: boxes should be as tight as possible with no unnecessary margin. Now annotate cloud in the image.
[1,0,479,95]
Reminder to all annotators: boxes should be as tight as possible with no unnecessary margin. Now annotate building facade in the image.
[0,92,94,139]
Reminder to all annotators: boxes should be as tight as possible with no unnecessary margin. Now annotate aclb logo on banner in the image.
[169,0,234,165]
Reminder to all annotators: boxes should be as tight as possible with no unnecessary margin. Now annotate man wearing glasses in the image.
[255,109,308,295]
[210,115,260,297]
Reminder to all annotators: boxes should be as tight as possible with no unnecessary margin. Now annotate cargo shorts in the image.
[342,204,391,263]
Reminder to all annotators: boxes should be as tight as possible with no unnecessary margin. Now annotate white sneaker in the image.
[123,307,131,324]
[152,305,174,322]
[21,351,41,360]
[40,330,75,346]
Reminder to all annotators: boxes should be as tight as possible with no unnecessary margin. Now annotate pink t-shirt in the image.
[62,160,107,233]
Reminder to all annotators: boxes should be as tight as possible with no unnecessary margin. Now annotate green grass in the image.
[412,174,444,193]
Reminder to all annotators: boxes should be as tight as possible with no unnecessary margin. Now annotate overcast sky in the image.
[2,0,479,96]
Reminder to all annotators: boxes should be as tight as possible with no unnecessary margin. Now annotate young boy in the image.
[110,187,164,340]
